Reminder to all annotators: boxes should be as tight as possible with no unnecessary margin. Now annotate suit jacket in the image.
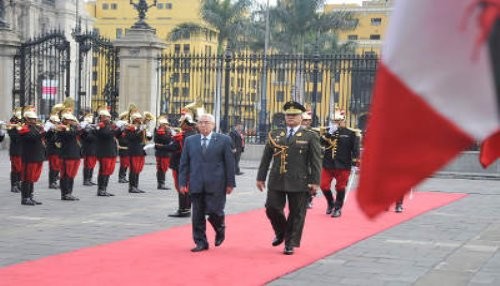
[257,126,321,192]
[179,132,236,194]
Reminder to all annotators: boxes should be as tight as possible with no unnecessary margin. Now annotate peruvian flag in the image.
[42,79,58,99]
[356,0,500,218]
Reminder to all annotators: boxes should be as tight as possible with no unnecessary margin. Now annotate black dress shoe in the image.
[191,245,209,252]
[215,229,225,247]
[395,204,403,213]
[272,237,284,247]
[331,209,342,218]
[283,246,294,255]
[168,210,191,218]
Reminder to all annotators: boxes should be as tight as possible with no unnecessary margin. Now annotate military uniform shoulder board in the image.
[347,127,362,137]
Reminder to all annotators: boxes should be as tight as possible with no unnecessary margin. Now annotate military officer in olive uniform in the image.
[256,101,321,255]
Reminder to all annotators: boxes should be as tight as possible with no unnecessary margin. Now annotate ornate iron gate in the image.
[159,51,378,138]
[73,29,119,118]
[12,30,70,121]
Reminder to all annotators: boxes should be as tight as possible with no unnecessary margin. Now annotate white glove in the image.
[328,123,338,134]
[44,121,55,132]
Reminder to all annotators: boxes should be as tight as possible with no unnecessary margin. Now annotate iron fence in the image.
[159,51,378,141]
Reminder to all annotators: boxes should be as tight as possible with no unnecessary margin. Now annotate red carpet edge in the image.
[0,192,466,286]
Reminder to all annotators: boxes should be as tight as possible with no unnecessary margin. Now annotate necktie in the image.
[202,137,208,154]
[287,129,294,142]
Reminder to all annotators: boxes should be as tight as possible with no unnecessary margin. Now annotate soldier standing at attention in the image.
[57,112,82,201]
[116,112,130,183]
[167,114,198,217]
[256,101,321,255]
[45,114,61,189]
[154,115,173,190]
[80,112,98,186]
[319,109,360,218]
[7,108,23,193]
[124,112,148,193]
[95,108,121,197]
[18,110,46,205]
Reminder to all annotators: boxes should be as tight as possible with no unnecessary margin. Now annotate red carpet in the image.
[0,192,465,286]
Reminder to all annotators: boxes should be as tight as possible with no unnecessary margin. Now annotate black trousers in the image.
[265,190,309,247]
[190,192,226,247]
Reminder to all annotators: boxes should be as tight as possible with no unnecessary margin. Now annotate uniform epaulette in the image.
[347,127,362,137]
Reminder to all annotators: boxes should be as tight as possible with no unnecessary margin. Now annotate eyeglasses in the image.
[198,121,213,125]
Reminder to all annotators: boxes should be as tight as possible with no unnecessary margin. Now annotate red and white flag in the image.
[356,0,500,218]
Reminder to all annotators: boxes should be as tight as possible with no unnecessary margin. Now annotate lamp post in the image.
[129,0,157,29]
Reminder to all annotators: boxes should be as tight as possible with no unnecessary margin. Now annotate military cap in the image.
[302,112,312,120]
[283,101,306,115]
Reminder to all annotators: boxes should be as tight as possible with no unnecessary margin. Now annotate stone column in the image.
[114,28,166,114]
[0,27,20,120]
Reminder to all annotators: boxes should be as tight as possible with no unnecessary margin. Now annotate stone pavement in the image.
[1,149,500,285]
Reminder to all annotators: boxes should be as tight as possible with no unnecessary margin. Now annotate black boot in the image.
[97,175,114,196]
[168,192,191,217]
[29,183,42,205]
[118,167,128,183]
[129,172,139,193]
[135,173,145,193]
[331,190,345,218]
[21,181,35,206]
[62,178,79,201]
[83,169,93,186]
[88,168,97,185]
[322,189,335,214]
[10,172,21,193]
[103,175,114,196]
[49,170,59,189]
[60,177,67,199]
[156,170,170,190]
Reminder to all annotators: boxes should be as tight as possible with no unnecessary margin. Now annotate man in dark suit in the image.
[229,123,245,175]
[179,113,236,252]
[257,101,322,255]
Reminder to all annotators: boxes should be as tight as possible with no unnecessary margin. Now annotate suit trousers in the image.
[265,189,309,248]
[191,192,226,246]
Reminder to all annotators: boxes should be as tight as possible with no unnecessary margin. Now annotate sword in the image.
[344,167,358,204]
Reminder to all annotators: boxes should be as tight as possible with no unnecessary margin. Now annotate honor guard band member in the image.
[116,111,130,183]
[57,112,82,201]
[319,109,360,218]
[257,101,322,255]
[80,112,98,186]
[45,113,61,189]
[124,112,149,193]
[95,107,122,197]
[8,108,23,193]
[154,116,173,190]
[167,113,198,217]
[18,109,46,205]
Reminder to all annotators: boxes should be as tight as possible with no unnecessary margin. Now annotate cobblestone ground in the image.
[1,150,500,285]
